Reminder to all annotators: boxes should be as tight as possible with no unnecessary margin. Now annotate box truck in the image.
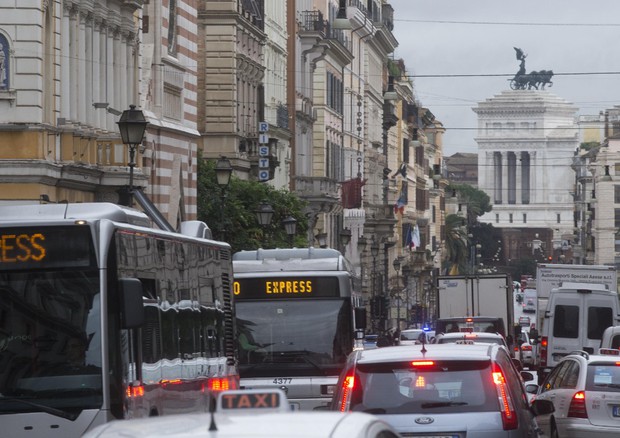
[436,274,514,340]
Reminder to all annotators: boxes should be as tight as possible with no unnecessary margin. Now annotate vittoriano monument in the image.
[510,47,553,90]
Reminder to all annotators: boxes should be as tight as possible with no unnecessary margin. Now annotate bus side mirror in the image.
[354,307,367,331]
[120,278,145,329]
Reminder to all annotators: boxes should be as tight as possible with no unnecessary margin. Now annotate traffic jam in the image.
[84,269,620,438]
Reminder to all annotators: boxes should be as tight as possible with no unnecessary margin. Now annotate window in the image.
[509,213,513,224]
[496,214,499,223]
[557,213,561,224]
[588,306,613,340]
[615,186,620,204]
[553,305,579,338]
[0,34,9,90]
[167,0,177,55]
[523,213,527,223]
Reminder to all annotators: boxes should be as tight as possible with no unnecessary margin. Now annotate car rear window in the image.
[586,363,620,392]
[349,360,498,414]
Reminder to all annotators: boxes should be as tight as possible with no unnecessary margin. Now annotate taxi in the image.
[82,389,401,438]
[533,348,620,437]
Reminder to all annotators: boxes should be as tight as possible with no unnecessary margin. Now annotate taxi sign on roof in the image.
[598,347,620,356]
[216,389,289,413]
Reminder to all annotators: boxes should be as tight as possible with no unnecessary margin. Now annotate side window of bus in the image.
[588,306,613,340]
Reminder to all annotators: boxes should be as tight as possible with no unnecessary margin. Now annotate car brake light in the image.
[492,365,518,430]
[339,374,355,412]
[540,337,548,367]
[521,345,532,351]
[411,360,435,366]
[568,391,588,418]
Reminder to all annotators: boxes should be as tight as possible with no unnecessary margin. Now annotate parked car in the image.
[533,348,620,437]
[331,343,554,436]
[83,389,401,438]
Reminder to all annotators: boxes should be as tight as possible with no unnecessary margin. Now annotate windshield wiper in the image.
[0,396,78,420]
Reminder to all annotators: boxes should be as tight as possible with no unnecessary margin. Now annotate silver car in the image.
[331,343,553,437]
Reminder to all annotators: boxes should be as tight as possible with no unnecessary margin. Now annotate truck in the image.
[533,263,617,334]
[534,264,619,383]
[436,274,514,341]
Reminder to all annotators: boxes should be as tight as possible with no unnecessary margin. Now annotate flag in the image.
[390,162,407,179]
[393,193,406,214]
[340,177,366,209]
[412,224,421,249]
[405,224,414,250]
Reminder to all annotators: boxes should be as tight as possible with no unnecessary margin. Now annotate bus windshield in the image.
[236,299,353,377]
[0,269,101,418]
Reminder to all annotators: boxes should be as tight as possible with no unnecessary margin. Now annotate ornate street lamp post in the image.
[282,216,297,247]
[117,105,147,206]
[254,201,274,248]
[339,227,352,254]
[215,157,233,240]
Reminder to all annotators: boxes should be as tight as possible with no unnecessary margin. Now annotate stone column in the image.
[502,152,509,204]
[516,151,522,204]
[60,4,71,120]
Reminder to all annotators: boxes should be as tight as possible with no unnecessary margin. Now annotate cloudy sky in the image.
[389,0,620,156]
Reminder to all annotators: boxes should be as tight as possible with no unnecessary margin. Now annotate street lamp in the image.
[215,157,233,240]
[117,105,147,205]
[339,227,352,254]
[393,257,402,330]
[254,201,274,248]
[370,237,380,333]
[282,216,297,247]
[315,231,328,248]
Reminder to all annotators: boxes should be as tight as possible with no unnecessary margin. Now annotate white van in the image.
[601,325,620,349]
[538,282,620,384]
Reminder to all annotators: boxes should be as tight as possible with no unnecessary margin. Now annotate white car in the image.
[533,348,620,437]
[82,389,401,438]
[399,328,435,345]
[517,330,535,368]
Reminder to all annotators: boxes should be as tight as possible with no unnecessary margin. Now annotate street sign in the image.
[258,169,269,181]
[259,121,268,132]
[259,134,269,144]
[259,146,269,156]
[258,158,269,169]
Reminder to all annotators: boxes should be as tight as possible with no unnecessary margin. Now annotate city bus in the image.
[0,202,237,437]
[232,247,366,410]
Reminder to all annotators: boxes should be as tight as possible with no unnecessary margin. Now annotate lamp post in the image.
[215,156,233,240]
[393,257,402,331]
[315,231,328,248]
[117,105,147,206]
[254,201,274,248]
[402,264,412,328]
[339,227,352,255]
[282,216,297,247]
[370,237,380,333]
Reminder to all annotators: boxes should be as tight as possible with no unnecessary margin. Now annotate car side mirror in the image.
[520,371,534,382]
[530,398,554,415]
[525,383,539,394]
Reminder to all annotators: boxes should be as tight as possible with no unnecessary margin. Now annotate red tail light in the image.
[207,376,238,392]
[339,374,355,412]
[540,337,548,367]
[126,384,145,398]
[492,364,518,430]
[568,391,588,418]
[521,345,532,351]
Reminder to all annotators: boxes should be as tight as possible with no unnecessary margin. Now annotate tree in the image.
[443,213,469,275]
[197,157,308,252]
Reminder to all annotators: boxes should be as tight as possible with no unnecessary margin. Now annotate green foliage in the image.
[580,141,600,151]
[443,214,469,275]
[197,157,308,252]
[448,183,492,227]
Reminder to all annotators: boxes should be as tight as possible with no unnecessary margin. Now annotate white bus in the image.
[232,248,366,410]
[0,202,238,437]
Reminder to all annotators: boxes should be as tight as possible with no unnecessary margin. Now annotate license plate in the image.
[613,405,620,417]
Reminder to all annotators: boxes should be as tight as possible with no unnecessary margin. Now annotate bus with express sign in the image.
[0,202,238,437]
[232,248,366,410]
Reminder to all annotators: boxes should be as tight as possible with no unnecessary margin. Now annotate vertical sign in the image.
[258,122,270,181]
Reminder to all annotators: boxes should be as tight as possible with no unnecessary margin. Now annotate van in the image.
[538,282,620,384]
[600,325,620,349]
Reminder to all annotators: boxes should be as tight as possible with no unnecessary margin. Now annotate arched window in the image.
[0,33,9,90]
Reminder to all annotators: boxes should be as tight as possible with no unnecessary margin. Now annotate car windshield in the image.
[586,363,620,392]
[349,359,498,414]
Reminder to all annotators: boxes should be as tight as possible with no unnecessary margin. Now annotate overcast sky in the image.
[389,0,620,156]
